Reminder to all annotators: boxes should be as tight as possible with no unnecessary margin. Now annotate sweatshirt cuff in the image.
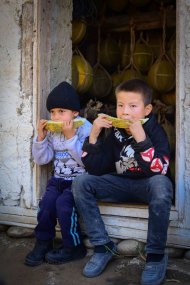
[33,135,48,145]
[131,136,153,152]
[82,137,102,153]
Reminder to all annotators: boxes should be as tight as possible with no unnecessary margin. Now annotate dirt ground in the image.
[0,232,190,285]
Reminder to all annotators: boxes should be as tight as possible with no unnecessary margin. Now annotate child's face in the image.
[116,91,152,120]
[50,108,79,121]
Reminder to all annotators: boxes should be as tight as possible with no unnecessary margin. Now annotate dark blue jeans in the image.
[72,174,173,254]
[35,177,82,247]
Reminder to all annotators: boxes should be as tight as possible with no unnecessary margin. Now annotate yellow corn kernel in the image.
[45,121,63,132]
[73,118,86,128]
[98,113,149,128]
[45,118,85,132]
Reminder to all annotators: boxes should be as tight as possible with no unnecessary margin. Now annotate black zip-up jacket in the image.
[82,113,171,178]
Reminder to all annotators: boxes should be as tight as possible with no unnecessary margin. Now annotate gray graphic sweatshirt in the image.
[32,117,92,180]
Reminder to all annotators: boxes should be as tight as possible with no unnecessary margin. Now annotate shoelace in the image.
[104,245,120,257]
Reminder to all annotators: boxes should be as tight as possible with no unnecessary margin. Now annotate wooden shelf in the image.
[101,9,176,32]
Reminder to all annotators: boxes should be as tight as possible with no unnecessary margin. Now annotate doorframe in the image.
[175,0,186,223]
[32,0,73,205]
[32,0,52,206]
[32,0,190,236]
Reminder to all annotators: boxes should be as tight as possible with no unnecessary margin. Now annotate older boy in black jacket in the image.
[72,79,173,285]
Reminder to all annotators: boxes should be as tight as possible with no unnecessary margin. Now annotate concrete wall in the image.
[0,0,73,209]
[0,0,33,208]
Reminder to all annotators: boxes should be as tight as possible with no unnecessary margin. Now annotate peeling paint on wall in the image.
[0,0,33,208]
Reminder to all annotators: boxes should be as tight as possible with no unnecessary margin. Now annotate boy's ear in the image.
[145,104,153,116]
[73,111,79,117]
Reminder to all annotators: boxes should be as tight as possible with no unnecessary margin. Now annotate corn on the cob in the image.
[98,113,149,128]
[73,118,86,128]
[45,118,85,132]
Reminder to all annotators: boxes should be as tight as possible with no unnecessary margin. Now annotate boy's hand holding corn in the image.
[61,120,77,139]
[89,114,112,144]
[37,119,48,141]
[89,114,149,144]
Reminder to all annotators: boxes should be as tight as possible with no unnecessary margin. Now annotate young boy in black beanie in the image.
[25,81,92,266]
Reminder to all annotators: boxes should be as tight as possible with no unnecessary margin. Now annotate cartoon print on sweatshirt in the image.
[54,150,85,180]
[115,144,141,174]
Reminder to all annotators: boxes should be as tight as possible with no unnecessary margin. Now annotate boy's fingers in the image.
[62,120,74,129]
[97,113,108,119]
[104,119,112,124]
[39,119,47,126]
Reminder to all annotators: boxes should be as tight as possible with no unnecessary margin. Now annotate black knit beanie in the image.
[46,81,80,112]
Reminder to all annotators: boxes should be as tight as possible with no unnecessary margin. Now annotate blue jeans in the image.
[72,174,173,254]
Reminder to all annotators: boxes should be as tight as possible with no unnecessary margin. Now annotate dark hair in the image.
[115,79,153,105]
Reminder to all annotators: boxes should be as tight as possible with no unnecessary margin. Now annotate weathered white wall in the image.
[0,0,72,208]
[0,1,33,208]
[0,0,72,210]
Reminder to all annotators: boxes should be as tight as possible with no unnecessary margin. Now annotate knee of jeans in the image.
[72,174,89,197]
[149,175,173,201]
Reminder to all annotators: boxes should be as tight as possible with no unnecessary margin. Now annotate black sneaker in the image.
[45,244,87,264]
[25,239,53,266]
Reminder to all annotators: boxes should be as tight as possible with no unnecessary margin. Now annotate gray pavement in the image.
[0,232,190,285]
